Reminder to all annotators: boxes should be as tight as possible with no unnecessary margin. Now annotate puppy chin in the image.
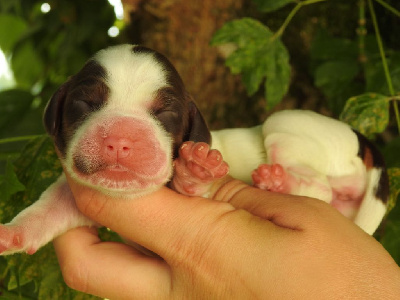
[64,163,172,199]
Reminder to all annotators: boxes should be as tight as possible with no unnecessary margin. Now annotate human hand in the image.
[53,176,400,299]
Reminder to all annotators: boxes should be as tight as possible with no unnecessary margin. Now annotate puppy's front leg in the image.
[0,174,95,255]
[171,141,229,197]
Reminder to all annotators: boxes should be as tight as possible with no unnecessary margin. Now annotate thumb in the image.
[65,173,238,260]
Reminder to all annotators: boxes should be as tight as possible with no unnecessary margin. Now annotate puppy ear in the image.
[186,101,211,144]
[43,81,69,137]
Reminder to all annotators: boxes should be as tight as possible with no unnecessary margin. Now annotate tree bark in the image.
[121,0,267,129]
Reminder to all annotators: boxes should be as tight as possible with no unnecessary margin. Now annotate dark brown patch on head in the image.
[132,45,211,158]
[44,45,210,161]
[43,60,109,157]
[152,87,188,156]
[362,147,374,170]
[353,130,389,203]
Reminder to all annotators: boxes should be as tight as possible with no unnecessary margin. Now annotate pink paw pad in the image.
[179,141,229,180]
[252,164,287,192]
[172,141,229,195]
[0,225,25,254]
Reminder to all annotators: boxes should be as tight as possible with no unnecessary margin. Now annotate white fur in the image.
[63,45,175,197]
[263,110,363,177]
[95,45,168,110]
[211,110,386,234]
[355,168,387,235]
[211,125,265,183]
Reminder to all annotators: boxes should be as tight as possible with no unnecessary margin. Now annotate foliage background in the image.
[0,0,399,298]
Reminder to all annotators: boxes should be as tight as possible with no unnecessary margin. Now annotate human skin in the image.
[53,175,400,300]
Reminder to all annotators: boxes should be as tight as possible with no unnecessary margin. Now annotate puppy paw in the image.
[0,224,36,255]
[178,142,228,180]
[172,142,229,196]
[252,164,287,192]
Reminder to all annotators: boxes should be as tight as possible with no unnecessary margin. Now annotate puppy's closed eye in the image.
[71,99,92,114]
[156,110,179,122]
[65,98,102,130]
[154,109,182,139]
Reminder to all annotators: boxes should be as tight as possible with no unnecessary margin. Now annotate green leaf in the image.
[263,40,291,108]
[0,135,61,224]
[0,161,25,221]
[365,52,400,95]
[2,136,100,298]
[0,160,25,196]
[211,18,268,49]
[98,227,124,243]
[310,30,358,62]
[11,42,44,88]
[0,287,33,300]
[13,136,62,214]
[314,59,361,115]
[252,0,295,12]
[382,137,400,168]
[314,60,359,89]
[0,14,27,53]
[211,18,290,109]
[387,168,400,214]
[380,220,400,264]
[339,93,390,136]
[310,30,362,115]
[379,168,400,265]
[0,89,33,134]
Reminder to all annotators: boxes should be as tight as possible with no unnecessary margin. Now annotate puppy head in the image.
[43,44,210,197]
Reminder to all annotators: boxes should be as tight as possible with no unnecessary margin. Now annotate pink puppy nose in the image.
[104,137,134,159]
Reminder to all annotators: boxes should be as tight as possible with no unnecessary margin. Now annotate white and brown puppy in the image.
[212,110,389,235]
[0,45,228,255]
[0,44,389,256]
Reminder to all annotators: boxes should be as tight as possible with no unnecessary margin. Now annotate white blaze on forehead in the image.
[94,44,168,110]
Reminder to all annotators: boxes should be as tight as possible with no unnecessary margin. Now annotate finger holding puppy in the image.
[55,174,400,300]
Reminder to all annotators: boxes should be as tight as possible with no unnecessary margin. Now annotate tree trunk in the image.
[121,0,267,129]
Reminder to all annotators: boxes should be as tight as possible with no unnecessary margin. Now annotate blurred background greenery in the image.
[0,0,399,298]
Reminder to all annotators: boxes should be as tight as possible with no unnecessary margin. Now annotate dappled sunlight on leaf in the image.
[339,93,390,136]
[211,18,290,109]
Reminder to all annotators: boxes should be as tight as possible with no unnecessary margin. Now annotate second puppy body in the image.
[212,110,388,235]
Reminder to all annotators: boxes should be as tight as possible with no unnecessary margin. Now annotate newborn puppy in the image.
[0,44,228,255]
[0,45,389,256]
[212,110,389,235]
